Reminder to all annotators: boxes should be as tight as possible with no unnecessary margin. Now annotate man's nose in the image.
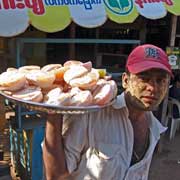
[146,79,158,92]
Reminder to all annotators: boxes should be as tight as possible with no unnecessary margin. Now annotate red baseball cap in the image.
[126,44,173,77]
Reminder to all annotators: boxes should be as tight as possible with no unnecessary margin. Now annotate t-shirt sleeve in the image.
[62,114,89,174]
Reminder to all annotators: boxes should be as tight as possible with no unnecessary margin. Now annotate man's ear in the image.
[122,72,129,89]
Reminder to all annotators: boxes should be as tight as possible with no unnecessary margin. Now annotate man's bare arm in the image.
[43,114,69,180]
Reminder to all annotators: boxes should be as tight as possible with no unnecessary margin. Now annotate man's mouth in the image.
[141,96,158,102]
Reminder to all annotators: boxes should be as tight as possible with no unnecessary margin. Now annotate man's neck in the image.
[128,107,146,123]
[125,96,146,123]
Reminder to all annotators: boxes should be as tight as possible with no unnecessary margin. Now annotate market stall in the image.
[0,0,179,37]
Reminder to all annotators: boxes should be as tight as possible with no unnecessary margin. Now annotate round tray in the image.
[0,91,115,114]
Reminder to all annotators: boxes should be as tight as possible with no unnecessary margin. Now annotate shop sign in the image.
[0,0,179,37]
[166,46,180,69]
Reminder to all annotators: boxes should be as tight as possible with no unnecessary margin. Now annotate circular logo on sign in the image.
[168,55,178,66]
[103,0,133,15]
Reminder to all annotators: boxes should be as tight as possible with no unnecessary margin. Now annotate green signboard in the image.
[166,46,180,69]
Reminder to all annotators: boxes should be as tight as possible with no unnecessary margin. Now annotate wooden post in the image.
[153,14,177,124]
[94,28,99,67]
[69,23,76,59]
[161,15,178,126]
[170,15,177,47]
[157,15,177,153]
[165,15,178,127]
[0,96,6,131]
[139,19,146,44]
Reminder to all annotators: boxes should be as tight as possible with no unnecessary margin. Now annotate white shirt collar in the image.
[112,92,127,109]
[112,92,167,139]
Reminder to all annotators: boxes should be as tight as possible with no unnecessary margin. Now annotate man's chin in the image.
[143,104,159,111]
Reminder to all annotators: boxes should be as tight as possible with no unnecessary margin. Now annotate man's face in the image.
[122,69,170,111]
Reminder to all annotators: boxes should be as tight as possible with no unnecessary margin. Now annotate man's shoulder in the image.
[148,112,167,138]
[111,92,127,110]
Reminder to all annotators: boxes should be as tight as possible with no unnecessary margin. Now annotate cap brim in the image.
[127,60,173,77]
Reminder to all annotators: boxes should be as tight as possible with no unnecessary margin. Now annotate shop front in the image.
[0,0,179,85]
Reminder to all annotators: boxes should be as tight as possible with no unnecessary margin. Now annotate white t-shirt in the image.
[62,93,167,180]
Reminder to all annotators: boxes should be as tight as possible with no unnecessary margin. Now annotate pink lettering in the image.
[0,0,45,15]
[135,0,173,8]
[135,0,144,8]
[2,0,10,9]
[0,0,16,9]
[16,2,25,8]
[25,0,45,15]
[9,0,16,9]
[163,0,173,5]
[147,0,161,2]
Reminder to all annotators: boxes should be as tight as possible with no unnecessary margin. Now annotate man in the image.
[43,44,172,180]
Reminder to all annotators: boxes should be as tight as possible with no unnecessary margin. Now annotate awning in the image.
[0,0,179,37]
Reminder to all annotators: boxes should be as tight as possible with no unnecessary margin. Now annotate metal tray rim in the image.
[0,91,115,114]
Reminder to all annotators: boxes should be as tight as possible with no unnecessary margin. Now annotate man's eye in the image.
[138,77,167,84]
[139,76,150,81]
[156,78,166,84]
